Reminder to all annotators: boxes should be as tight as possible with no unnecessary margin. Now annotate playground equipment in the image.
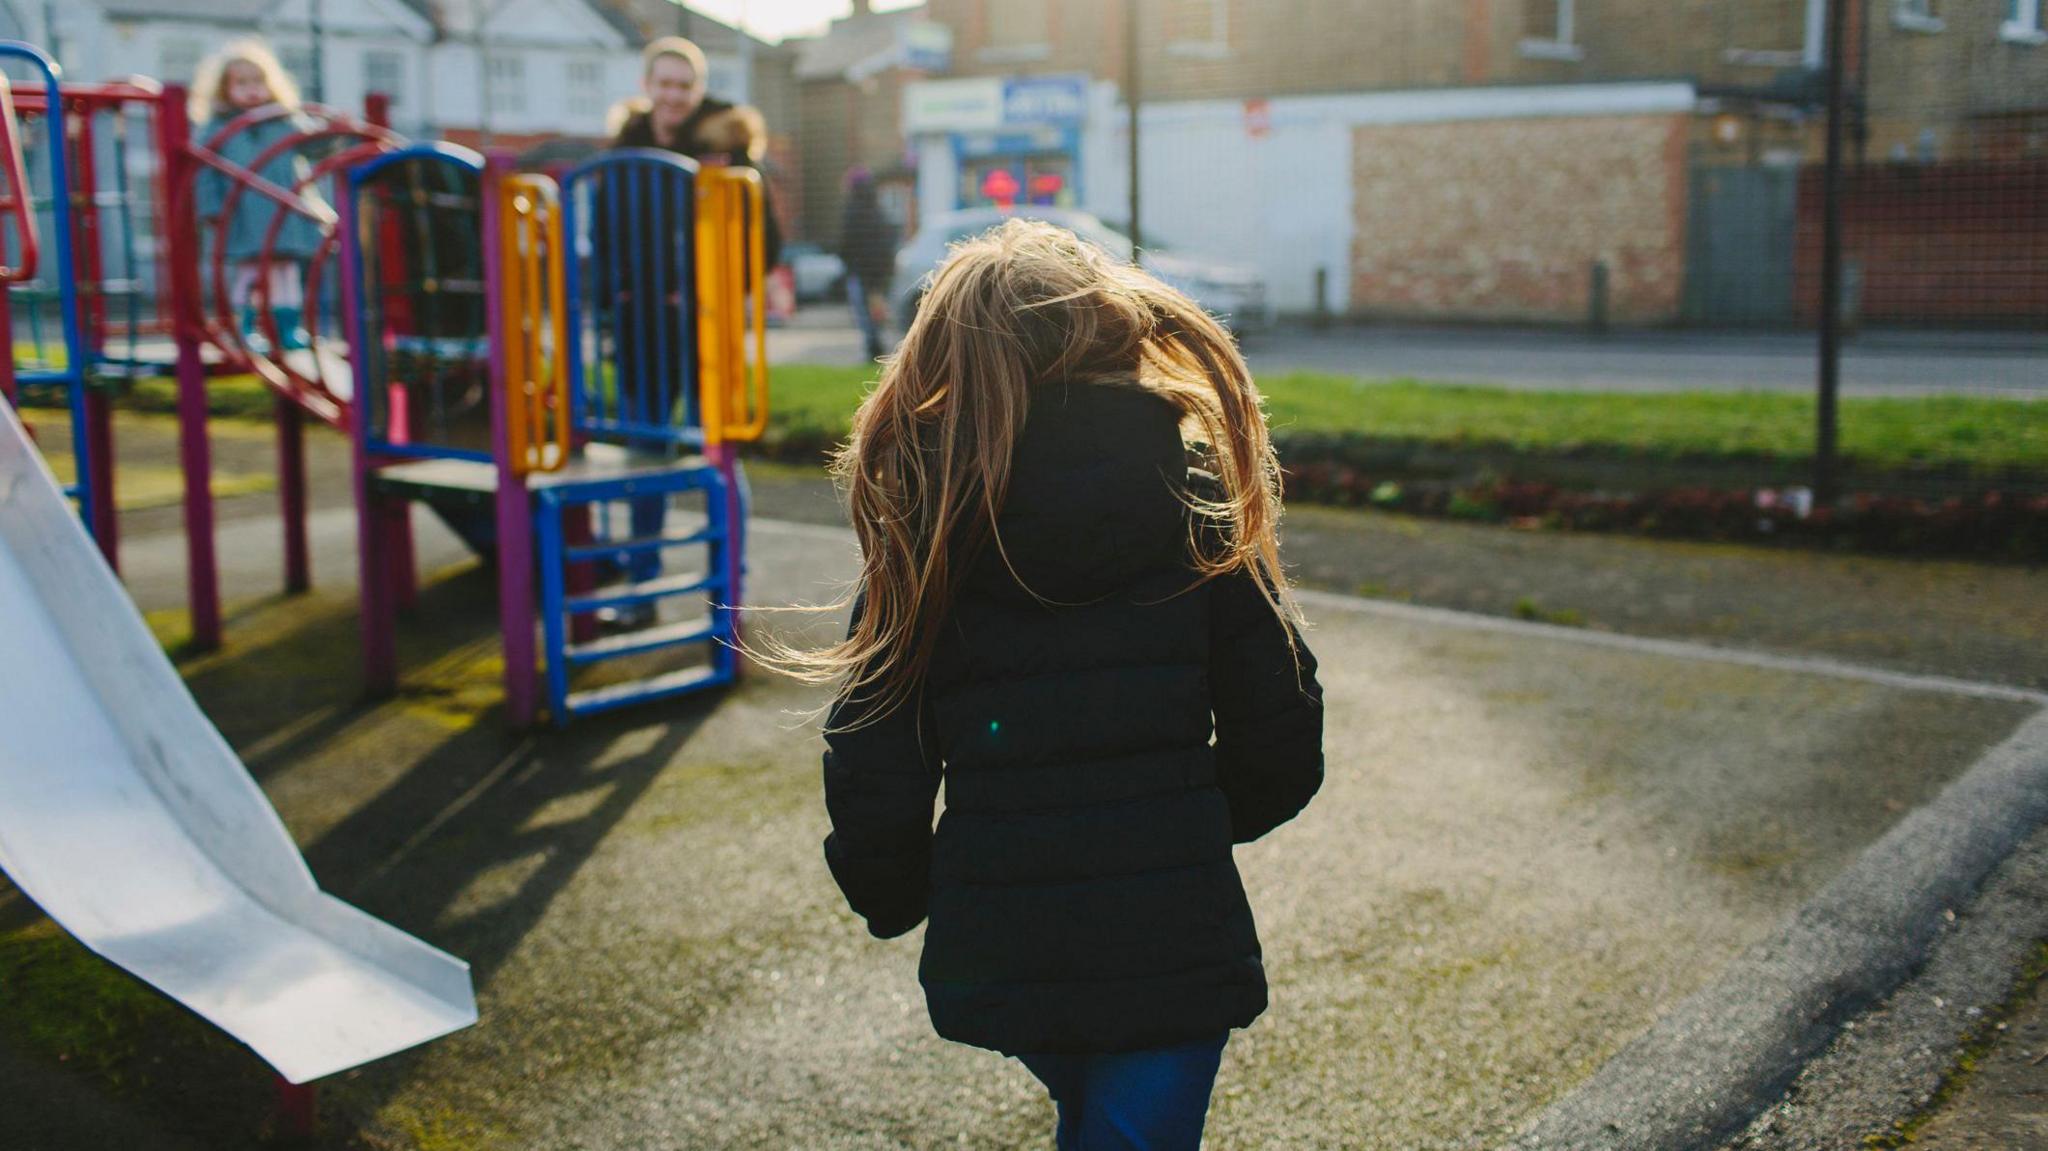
[0,44,102,557]
[1,38,768,726]
[0,46,474,1091]
[1,38,401,648]
[344,145,768,727]
[0,395,477,1085]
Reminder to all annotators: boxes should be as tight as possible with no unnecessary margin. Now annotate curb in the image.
[1508,706,2048,1151]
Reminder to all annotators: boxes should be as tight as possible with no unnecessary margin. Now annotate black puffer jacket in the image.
[822,380,1324,1056]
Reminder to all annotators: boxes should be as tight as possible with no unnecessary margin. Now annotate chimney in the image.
[852,0,872,14]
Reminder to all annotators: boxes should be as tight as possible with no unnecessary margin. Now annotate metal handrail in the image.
[0,75,41,284]
[500,173,568,474]
[696,166,769,444]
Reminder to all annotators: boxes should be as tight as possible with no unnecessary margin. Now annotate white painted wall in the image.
[431,0,638,138]
[914,80,1698,315]
[910,78,1352,313]
[18,0,649,141]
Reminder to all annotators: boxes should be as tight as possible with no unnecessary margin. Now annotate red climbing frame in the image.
[157,89,403,648]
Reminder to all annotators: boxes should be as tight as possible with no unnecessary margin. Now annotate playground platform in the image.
[3,433,2043,1148]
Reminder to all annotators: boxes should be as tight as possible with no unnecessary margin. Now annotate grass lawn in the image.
[772,365,2048,475]
[33,364,2046,476]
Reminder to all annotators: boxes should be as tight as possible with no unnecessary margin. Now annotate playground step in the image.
[567,570,723,614]
[565,664,729,719]
[565,619,720,666]
[566,525,721,562]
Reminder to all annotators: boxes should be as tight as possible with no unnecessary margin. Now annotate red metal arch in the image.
[169,103,404,426]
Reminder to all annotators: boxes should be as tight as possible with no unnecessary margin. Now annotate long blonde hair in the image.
[766,217,1296,722]
[189,38,301,125]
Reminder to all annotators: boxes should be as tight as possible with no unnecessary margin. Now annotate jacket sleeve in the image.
[821,601,941,938]
[193,126,225,223]
[1209,568,1324,843]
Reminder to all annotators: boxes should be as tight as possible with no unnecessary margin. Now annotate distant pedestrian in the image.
[771,218,1325,1150]
[838,167,896,360]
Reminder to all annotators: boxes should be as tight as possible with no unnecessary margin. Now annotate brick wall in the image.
[1350,113,1689,324]
[798,72,916,251]
[1793,161,2048,329]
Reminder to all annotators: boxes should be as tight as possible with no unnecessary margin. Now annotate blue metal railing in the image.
[561,149,701,451]
[0,41,91,530]
[343,142,492,464]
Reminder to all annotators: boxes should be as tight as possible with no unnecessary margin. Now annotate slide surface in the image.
[0,398,475,1083]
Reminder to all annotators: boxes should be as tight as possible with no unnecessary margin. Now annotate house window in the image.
[1722,0,1826,69]
[1165,0,1229,59]
[1519,0,1583,60]
[159,37,203,86]
[2006,0,2046,44]
[362,49,405,113]
[278,44,316,91]
[567,59,604,116]
[1894,0,1944,34]
[486,54,526,114]
[980,0,1050,62]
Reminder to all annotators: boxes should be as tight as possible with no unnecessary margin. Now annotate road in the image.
[773,304,2048,398]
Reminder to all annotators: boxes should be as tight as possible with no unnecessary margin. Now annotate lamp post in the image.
[1125,0,1140,251]
[1814,0,1849,505]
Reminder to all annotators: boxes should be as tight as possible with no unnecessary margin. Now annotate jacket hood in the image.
[965,380,1189,605]
[608,97,747,156]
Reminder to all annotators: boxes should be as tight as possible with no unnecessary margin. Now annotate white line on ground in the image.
[749,517,2048,708]
[1292,588,2048,708]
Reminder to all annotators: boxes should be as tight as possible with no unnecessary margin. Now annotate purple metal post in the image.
[340,181,396,695]
[0,287,17,407]
[173,336,220,650]
[160,88,222,651]
[273,1077,317,1139]
[277,394,309,593]
[710,443,744,648]
[84,389,118,572]
[482,158,538,727]
[390,503,418,612]
[380,370,419,613]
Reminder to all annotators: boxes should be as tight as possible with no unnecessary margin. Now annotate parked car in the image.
[783,241,847,302]
[890,207,1269,334]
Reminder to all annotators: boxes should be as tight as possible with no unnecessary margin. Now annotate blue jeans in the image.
[846,272,883,357]
[1015,1035,1228,1151]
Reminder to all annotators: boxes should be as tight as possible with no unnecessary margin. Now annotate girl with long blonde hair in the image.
[190,39,322,352]
[791,218,1324,1149]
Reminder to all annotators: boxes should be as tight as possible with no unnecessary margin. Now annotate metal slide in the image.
[0,397,475,1084]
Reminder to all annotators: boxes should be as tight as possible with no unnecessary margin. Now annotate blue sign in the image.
[1001,76,1088,127]
[901,21,953,74]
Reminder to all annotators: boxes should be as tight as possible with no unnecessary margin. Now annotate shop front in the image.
[904,73,1092,220]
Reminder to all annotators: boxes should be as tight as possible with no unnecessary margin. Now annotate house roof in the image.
[91,0,609,43]
[792,4,920,81]
[93,0,273,21]
[594,0,789,56]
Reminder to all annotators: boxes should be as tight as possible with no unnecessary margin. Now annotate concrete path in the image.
[2,422,2043,1149]
[1725,821,2048,1151]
